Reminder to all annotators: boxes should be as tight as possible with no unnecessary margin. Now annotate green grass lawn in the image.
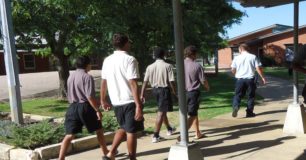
[0,99,68,118]
[264,67,293,80]
[0,73,263,132]
[264,67,305,83]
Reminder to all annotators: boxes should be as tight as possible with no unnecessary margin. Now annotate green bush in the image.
[102,113,119,132]
[12,120,65,149]
[0,120,15,138]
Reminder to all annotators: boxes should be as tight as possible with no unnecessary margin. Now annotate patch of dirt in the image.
[0,112,38,124]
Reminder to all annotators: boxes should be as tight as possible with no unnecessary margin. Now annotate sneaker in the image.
[152,136,164,143]
[167,127,176,136]
[232,107,239,117]
[102,156,111,160]
[246,112,256,118]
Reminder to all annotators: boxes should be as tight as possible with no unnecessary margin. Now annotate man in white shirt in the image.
[100,33,144,160]
[231,43,266,118]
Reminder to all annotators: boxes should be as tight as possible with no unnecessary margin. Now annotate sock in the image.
[153,132,159,138]
[167,126,172,131]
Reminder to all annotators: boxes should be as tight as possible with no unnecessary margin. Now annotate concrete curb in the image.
[0,132,115,160]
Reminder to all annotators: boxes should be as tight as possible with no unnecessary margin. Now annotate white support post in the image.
[0,0,23,124]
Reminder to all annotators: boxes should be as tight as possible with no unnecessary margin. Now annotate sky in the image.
[226,1,306,39]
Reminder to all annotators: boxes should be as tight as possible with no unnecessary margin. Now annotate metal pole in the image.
[215,48,219,75]
[293,0,299,104]
[0,0,23,124]
[172,0,188,146]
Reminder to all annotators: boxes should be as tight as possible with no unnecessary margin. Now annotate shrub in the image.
[102,113,119,132]
[0,120,15,138]
[12,120,65,149]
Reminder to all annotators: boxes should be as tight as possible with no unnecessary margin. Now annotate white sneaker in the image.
[167,127,176,136]
[152,136,164,143]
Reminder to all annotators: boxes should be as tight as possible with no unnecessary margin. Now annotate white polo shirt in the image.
[101,50,140,106]
[231,51,261,79]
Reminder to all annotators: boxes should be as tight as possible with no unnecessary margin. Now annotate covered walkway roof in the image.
[234,0,306,8]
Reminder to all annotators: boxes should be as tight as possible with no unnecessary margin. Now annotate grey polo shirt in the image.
[67,69,95,103]
[144,59,175,88]
[184,58,206,92]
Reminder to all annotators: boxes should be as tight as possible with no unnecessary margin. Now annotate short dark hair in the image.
[112,33,129,49]
[239,43,250,52]
[75,56,91,69]
[184,45,197,58]
[153,47,165,59]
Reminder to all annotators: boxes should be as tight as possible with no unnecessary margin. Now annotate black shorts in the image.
[152,87,173,112]
[114,103,144,133]
[64,102,102,134]
[187,90,201,116]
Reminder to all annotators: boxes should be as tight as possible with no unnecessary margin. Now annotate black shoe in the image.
[232,107,239,117]
[246,112,256,118]
[102,156,111,160]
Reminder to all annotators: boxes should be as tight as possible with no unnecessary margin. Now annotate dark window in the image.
[23,54,35,69]
[231,47,239,59]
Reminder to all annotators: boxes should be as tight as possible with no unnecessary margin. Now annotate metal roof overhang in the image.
[233,0,306,8]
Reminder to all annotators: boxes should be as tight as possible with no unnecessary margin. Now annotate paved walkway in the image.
[0,70,101,102]
[66,75,306,160]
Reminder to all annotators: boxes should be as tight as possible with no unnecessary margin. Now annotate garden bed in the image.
[0,112,118,160]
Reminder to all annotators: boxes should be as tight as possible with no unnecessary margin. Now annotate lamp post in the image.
[168,0,203,159]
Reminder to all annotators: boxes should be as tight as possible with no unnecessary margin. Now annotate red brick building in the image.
[0,50,103,75]
[218,24,306,68]
[0,50,51,75]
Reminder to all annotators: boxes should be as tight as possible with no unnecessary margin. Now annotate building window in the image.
[23,54,35,70]
[231,47,239,59]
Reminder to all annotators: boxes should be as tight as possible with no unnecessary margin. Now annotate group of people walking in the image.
[58,33,266,160]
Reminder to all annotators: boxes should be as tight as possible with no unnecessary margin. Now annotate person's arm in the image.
[169,81,176,95]
[85,76,102,120]
[100,79,111,111]
[201,80,210,91]
[129,79,143,121]
[87,96,102,120]
[231,68,236,75]
[256,67,266,85]
[140,81,148,103]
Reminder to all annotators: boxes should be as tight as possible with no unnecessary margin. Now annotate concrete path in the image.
[0,70,101,102]
[65,75,306,160]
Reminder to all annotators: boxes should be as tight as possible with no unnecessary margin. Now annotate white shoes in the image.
[166,127,176,136]
[152,136,164,143]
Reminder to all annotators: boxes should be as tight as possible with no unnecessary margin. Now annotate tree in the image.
[11,0,243,98]
[12,0,109,99]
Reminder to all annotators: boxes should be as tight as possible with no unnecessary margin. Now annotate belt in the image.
[237,78,254,80]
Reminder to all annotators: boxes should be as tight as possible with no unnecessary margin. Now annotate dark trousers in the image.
[302,84,306,103]
[233,78,256,113]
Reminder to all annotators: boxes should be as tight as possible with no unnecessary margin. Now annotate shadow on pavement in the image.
[255,109,287,116]
[202,136,295,158]
[295,151,306,160]
[204,120,278,135]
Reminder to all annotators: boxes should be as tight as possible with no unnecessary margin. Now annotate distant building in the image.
[0,50,50,75]
[218,24,306,68]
